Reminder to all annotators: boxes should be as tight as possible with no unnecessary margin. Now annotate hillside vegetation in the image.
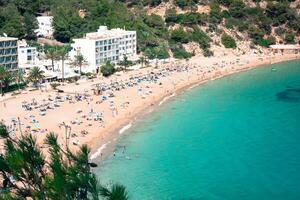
[0,0,299,59]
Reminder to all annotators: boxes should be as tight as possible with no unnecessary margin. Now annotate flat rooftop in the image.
[0,37,18,41]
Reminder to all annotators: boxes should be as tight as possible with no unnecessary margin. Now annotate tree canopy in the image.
[0,124,129,200]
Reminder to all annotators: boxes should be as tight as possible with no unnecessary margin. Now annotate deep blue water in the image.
[96,60,300,200]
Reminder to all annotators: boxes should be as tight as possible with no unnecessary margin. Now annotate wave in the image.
[90,141,111,160]
[159,93,176,106]
[119,122,132,135]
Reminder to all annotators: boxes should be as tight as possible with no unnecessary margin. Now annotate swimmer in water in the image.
[122,146,126,154]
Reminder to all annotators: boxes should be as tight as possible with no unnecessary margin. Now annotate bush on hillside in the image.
[221,33,237,48]
[203,48,214,57]
[170,28,190,43]
[285,32,295,44]
[171,44,193,59]
[144,44,170,60]
[175,0,199,9]
[165,8,178,25]
[191,27,212,49]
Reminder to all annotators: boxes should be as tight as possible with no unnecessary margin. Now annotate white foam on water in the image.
[90,141,111,160]
[159,93,176,106]
[119,122,132,135]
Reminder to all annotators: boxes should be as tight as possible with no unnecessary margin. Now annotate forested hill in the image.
[0,0,299,59]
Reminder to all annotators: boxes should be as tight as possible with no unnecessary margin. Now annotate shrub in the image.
[144,14,165,29]
[209,2,222,24]
[170,28,190,43]
[101,61,116,77]
[171,44,193,59]
[165,8,178,25]
[275,27,286,36]
[203,48,214,57]
[144,44,170,60]
[266,36,276,45]
[50,83,60,90]
[254,38,270,47]
[191,27,212,49]
[285,32,295,44]
[221,33,237,48]
[175,0,199,9]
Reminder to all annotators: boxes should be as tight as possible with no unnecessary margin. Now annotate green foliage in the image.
[228,0,246,18]
[275,27,286,36]
[209,2,222,24]
[72,54,87,75]
[101,61,116,77]
[53,7,85,43]
[266,36,276,46]
[45,46,60,71]
[0,0,299,58]
[27,66,44,87]
[0,124,9,138]
[175,0,199,10]
[177,12,207,26]
[203,48,214,57]
[23,12,38,40]
[119,55,133,71]
[285,32,296,44]
[165,8,178,25]
[254,38,269,47]
[144,43,170,59]
[144,14,165,29]
[221,33,237,48]
[190,27,211,49]
[170,43,193,59]
[142,0,162,7]
[0,125,128,200]
[170,28,190,44]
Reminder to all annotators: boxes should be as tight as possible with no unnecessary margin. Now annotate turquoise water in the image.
[96,60,300,200]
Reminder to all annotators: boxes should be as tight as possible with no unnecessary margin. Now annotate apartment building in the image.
[70,26,137,70]
[18,41,37,65]
[0,37,18,71]
[35,16,54,38]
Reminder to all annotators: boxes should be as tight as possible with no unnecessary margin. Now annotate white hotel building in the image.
[35,16,54,38]
[70,26,137,71]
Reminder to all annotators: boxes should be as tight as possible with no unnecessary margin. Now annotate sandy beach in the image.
[1,52,299,161]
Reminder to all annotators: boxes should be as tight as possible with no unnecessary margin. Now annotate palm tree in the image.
[57,46,70,83]
[0,66,8,96]
[27,66,44,88]
[139,56,145,68]
[73,54,87,76]
[13,69,24,91]
[99,184,129,200]
[45,46,59,72]
[121,55,132,71]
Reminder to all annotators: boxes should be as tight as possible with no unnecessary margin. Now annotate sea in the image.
[96,59,300,200]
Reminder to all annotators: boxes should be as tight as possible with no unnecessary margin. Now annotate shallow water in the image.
[96,60,300,200]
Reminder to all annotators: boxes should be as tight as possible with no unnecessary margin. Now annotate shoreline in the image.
[1,53,299,162]
[90,54,300,162]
